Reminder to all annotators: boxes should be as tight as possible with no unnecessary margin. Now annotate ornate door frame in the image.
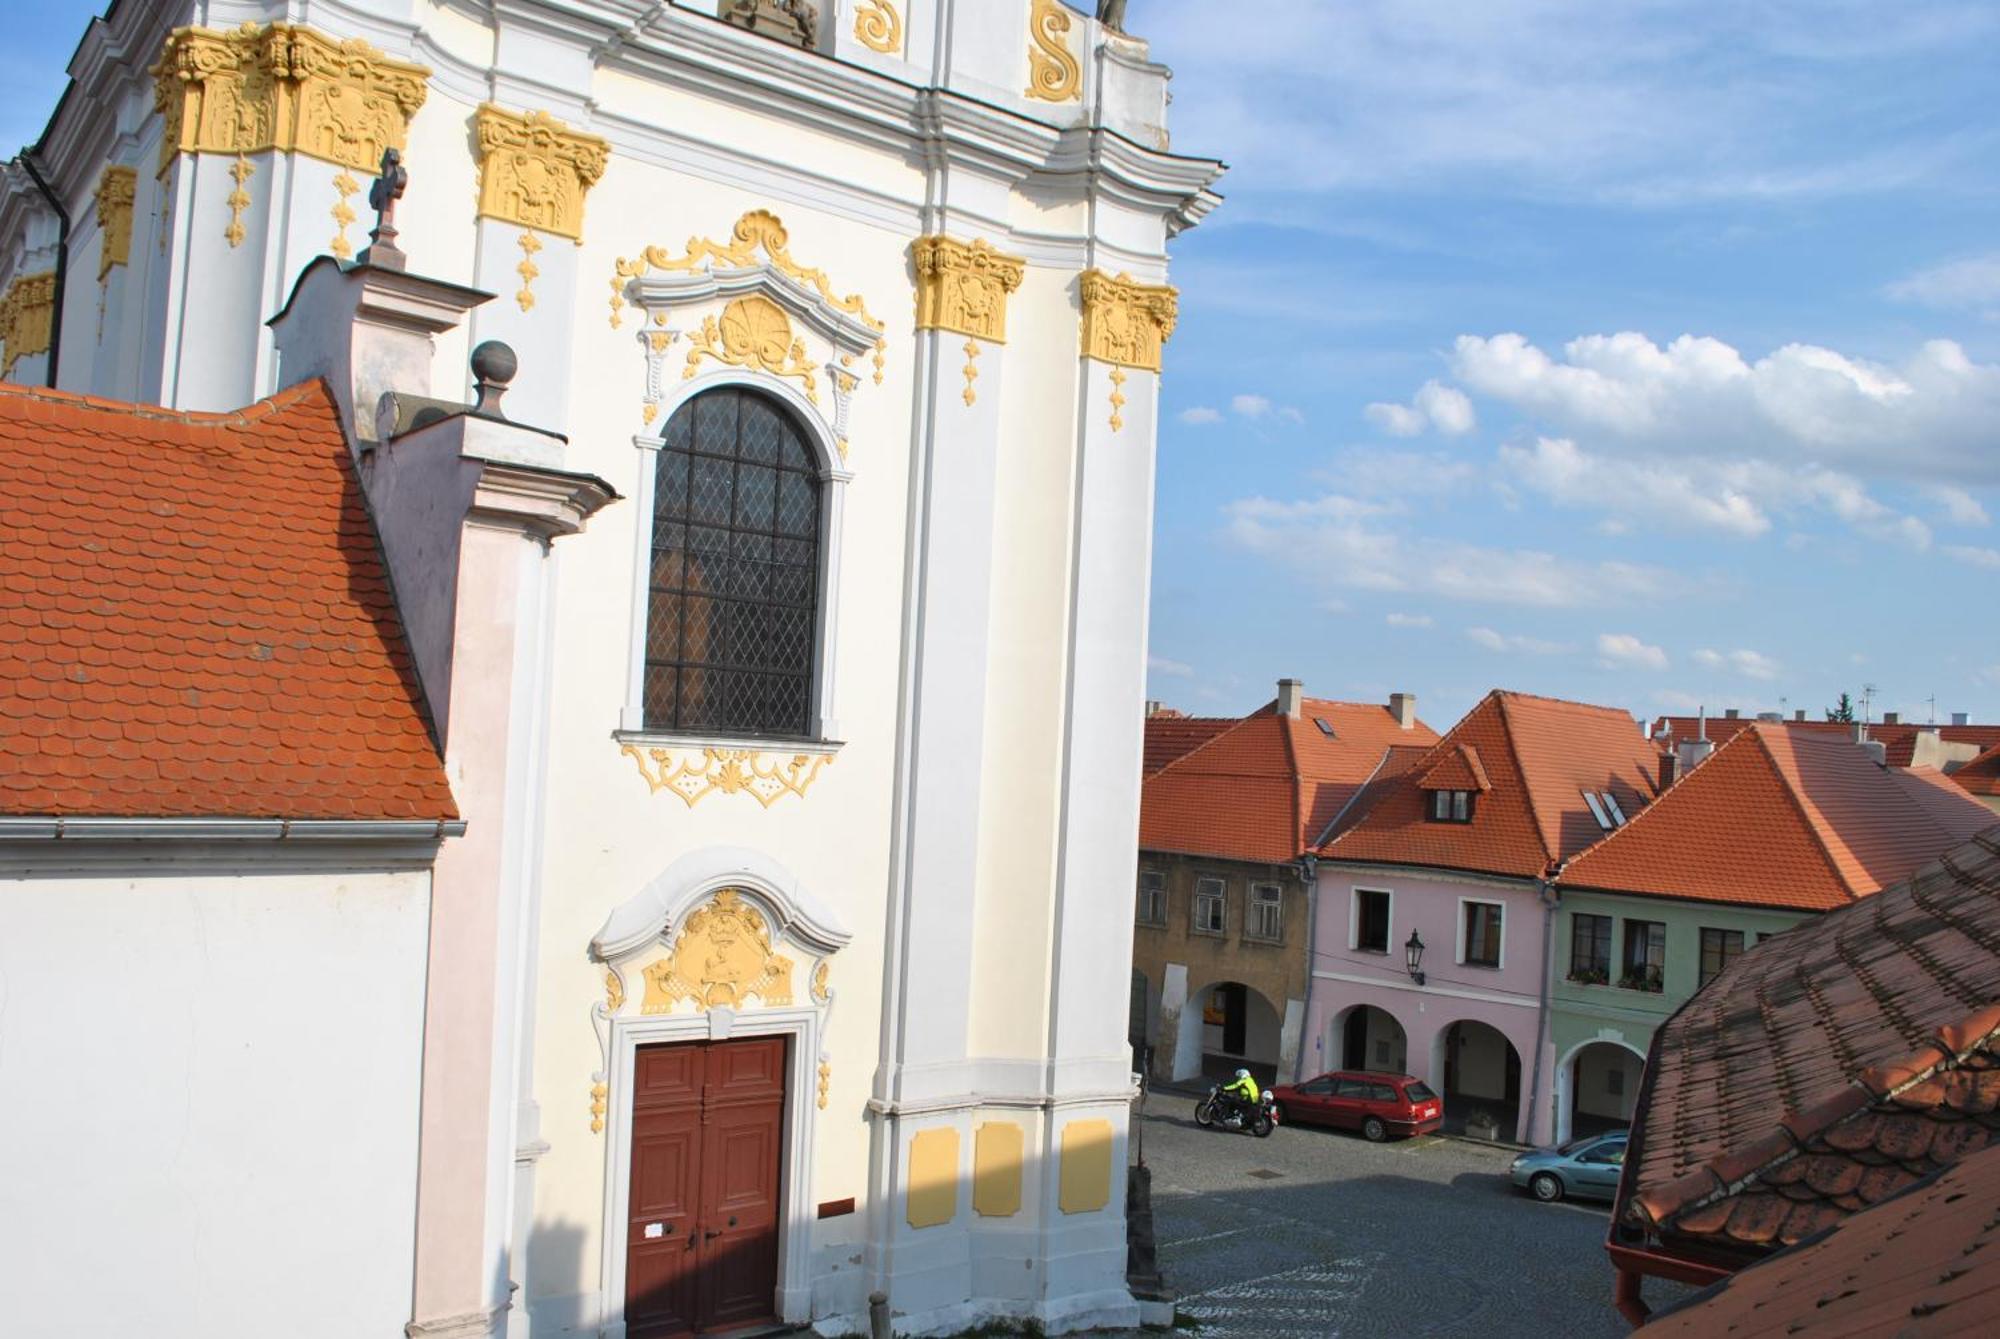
[589,847,849,1337]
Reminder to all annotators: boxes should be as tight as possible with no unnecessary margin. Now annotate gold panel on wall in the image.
[907,1127,960,1229]
[1079,269,1178,373]
[972,1121,1025,1217]
[150,22,430,174]
[473,104,609,242]
[1058,1118,1113,1214]
[853,0,903,54]
[95,166,137,281]
[912,235,1026,343]
[639,889,795,1012]
[0,272,56,379]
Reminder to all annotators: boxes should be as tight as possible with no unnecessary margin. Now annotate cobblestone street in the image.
[1110,1094,1683,1339]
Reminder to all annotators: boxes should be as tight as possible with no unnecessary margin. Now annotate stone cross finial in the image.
[359,147,409,270]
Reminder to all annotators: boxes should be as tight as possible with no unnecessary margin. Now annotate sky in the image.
[7,3,1998,733]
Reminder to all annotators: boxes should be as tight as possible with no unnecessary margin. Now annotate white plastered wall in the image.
[0,867,432,1338]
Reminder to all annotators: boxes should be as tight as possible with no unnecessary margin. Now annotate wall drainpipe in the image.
[1521,868,1562,1144]
[1294,853,1318,1082]
[19,151,70,388]
[1614,1266,1650,1326]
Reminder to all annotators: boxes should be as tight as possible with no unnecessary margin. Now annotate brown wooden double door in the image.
[626,1036,787,1338]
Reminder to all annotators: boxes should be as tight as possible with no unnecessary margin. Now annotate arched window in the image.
[645,387,821,737]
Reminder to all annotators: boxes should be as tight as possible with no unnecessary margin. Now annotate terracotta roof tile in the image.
[1954,741,2000,797]
[1139,698,1438,864]
[1653,714,2000,769]
[1563,724,1996,910]
[1143,714,1235,776]
[1320,690,1663,879]
[0,379,455,822]
[1620,829,2000,1263]
[1638,1139,2000,1337]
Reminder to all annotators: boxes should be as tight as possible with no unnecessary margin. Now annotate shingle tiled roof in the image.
[0,379,457,822]
[1638,1138,2000,1337]
[1562,724,1996,911]
[1418,743,1490,792]
[1956,742,2000,798]
[1618,828,2000,1263]
[1139,698,1438,864]
[1143,714,1235,776]
[1320,690,1663,879]
[1652,715,2000,769]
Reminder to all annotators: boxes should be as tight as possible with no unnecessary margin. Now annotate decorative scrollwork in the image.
[330,168,360,260]
[474,104,609,242]
[683,295,820,402]
[854,0,902,54]
[0,273,56,380]
[640,890,796,1012]
[1079,269,1179,373]
[611,208,884,334]
[515,232,542,312]
[620,743,830,808]
[95,167,136,281]
[1025,0,1082,103]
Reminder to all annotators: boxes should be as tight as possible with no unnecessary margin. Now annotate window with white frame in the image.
[1136,869,1167,927]
[1354,888,1391,953]
[1247,883,1283,941]
[1462,900,1503,968]
[1192,876,1227,936]
[1429,788,1474,822]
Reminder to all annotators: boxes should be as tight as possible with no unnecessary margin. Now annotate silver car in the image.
[1508,1131,1628,1203]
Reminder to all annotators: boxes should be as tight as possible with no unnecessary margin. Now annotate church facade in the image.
[0,2,1220,1336]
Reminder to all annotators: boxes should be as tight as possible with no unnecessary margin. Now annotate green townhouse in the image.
[1542,720,1996,1145]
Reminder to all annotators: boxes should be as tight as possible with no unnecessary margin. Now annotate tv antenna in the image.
[1925,694,1937,726]
[1861,683,1879,724]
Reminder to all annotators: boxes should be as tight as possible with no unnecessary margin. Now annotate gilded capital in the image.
[0,272,57,379]
[150,22,430,174]
[474,105,610,242]
[95,166,137,281]
[1079,269,1178,373]
[912,235,1026,343]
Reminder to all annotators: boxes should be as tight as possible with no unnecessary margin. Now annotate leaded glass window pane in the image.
[644,388,821,737]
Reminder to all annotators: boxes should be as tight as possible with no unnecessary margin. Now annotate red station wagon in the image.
[1269,1070,1444,1142]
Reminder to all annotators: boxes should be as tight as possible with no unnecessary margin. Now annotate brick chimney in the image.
[1277,678,1304,718]
[1883,711,1900,726]
[1658,750,1679,791]
[1389,692,1417,730]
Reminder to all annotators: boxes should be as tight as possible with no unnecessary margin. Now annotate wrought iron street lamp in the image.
[1405,930,1426,986]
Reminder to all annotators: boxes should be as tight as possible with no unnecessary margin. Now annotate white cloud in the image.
[1178,406,1224,425]
[1325,450,1479,499]
[1365,379,1476,438]
[1466,626,1573,654]
[1452,332,2000,487]
[1500,437,1771,538]
[1928,485,1991,527]
[1232,394,1273,419]
[1946,544,2000,569]
[1147,654,1195,678]
[1224,493,1677,607]
[1280,407,1308,426]
[1887,253,2000,315]
[1385,612,1434,628]
[1597,633,1669,671]
[1365,401,1427,437]
[1693,648,1784,681]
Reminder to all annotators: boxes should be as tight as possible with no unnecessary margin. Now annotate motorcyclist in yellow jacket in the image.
[1222,1068,1260,1120]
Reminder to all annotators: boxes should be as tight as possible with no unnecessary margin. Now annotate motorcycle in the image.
[1194,1084,1278,1137]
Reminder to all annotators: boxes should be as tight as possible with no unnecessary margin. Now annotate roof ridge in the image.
[1318,693,1486,855]
[1493,691,1558,870]
[1495,687,1644,717]
[1311,744,1397,848]
[1630,1001,2000,1233]
[0,376,330,426]
[1278,713,1306,853]
[1753,724,1874,901]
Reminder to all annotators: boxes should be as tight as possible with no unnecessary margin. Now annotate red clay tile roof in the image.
[1139,698,1438,864]
[1956,741,2000,798]
[1562,724,1997,911]
[1618,828,2000,1265]
[1418,743,1490,793]
[0,379,456,821]
[1653,715,2000,769]
[1637,1137,2000,1337]
[1144,714,1235,776]
[1320,690,1663,879]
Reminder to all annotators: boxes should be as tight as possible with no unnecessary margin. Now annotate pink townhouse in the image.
[1306,691,1666,1145]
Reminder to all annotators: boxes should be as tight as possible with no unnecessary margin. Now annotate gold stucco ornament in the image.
[0,272,56,379]
[641,890,796,1012]
[95,167,137,281]
[683,295,820,401]
[619,743,830,808]
[1024,0,1082,102]
[474,105,609,242]
[854,0,903,54]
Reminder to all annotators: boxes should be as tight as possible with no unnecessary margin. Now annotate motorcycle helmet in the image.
[1235,1068,1250,1079]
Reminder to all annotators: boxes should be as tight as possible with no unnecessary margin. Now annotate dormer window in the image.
[1315,717,1336,737]
[1583,790,1628,830]
[1429,789,1474,823]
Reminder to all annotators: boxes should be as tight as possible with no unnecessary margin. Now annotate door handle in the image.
[704,1228,724,1240]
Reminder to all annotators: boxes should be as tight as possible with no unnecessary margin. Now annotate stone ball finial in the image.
[471,340,517,418]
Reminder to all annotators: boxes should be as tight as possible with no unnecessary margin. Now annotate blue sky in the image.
[8,3,1998,731]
